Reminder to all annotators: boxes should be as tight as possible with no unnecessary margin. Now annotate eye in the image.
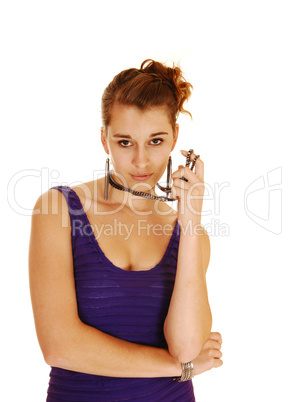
[118,140,132,147]
[151,138,163,145]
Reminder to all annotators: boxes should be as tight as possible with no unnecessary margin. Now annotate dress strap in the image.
[50,185,86,215]
[50,185,90,251]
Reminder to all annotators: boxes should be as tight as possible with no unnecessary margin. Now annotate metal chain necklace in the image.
[108,172,176,202]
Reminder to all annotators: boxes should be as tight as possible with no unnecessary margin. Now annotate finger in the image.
[171,166,186,179]
[174,165,188,183]
[180,149,197,159]
[209,349,222,359]
[172,166,202,184]
[214,359,223,368]
[180,149,188,156]
[209,332,223,344]
[180,149,204,178]
[170,181,205,202]
[170,183,187,201]
[201,337,222,351]
[204,339,222,351]
[180,149,200,164]
[172,177,191,190]
[211,339,221,350]
[180,149,196,161]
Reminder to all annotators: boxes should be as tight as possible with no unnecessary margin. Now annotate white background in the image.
[1,1,287,401]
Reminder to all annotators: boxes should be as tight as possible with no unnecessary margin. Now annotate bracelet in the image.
[173,361,194,382]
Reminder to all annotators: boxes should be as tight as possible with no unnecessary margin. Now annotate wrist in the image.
[173,361,195,382]
[177,200,202,224]
[175,360,182,376]
[178,218,203,236]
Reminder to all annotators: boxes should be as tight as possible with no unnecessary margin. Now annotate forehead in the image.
[108,104,173,137]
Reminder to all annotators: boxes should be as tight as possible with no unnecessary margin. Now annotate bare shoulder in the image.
[29,188,73,270]
[31,187,71,230]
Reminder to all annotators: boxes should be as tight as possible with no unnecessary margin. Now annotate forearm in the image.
[164,228,212,362]
[45,320,182,378]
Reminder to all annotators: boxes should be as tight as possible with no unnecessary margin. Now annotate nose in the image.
[132,147,149,168]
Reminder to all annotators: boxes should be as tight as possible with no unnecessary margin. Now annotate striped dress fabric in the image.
[47,185,195,401]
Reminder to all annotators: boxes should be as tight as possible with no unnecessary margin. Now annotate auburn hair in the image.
[101,59,193,131]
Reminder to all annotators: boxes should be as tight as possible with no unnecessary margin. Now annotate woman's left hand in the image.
[171,150,205,226]
[192,332,223,376]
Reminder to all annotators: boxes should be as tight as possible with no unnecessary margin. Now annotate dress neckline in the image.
[67,186,179,273]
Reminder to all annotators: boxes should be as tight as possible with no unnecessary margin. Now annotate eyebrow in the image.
[112,132,169,138]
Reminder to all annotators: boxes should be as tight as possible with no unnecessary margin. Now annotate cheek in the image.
[155,157,170,176]
[110,152,128,170]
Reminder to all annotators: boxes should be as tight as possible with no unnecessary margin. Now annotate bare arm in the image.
[29,189,181,378]
[164,153,213,362]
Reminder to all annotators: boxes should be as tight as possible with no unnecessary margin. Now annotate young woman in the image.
[29,59,223,401]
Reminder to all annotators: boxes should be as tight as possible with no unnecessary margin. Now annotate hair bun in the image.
[140,59,193,118]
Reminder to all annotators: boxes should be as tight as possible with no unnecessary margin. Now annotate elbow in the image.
[38,321,83,369]
[42,344,67,368]
[41,340,57,366]
[165,320,213,363]
[167,340,204,363]
[43,350,57,367]
[43,346,72,369]
[40,335,72,369]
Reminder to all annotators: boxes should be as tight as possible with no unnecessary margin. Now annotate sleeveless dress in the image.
[47,185,195,402]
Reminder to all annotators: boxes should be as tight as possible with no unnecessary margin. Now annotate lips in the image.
[130,173,153,181]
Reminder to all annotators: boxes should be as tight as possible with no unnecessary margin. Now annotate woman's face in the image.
[101,104,179,192]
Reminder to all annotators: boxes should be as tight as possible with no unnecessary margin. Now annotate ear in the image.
[171,124,179,152]
[101,127,109,155]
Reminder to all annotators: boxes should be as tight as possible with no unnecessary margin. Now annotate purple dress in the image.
[47,186,195,401]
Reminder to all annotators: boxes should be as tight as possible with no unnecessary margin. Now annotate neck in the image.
[106,173,172,213]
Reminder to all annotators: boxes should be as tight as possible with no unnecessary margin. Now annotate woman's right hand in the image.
[192,332,223,376]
